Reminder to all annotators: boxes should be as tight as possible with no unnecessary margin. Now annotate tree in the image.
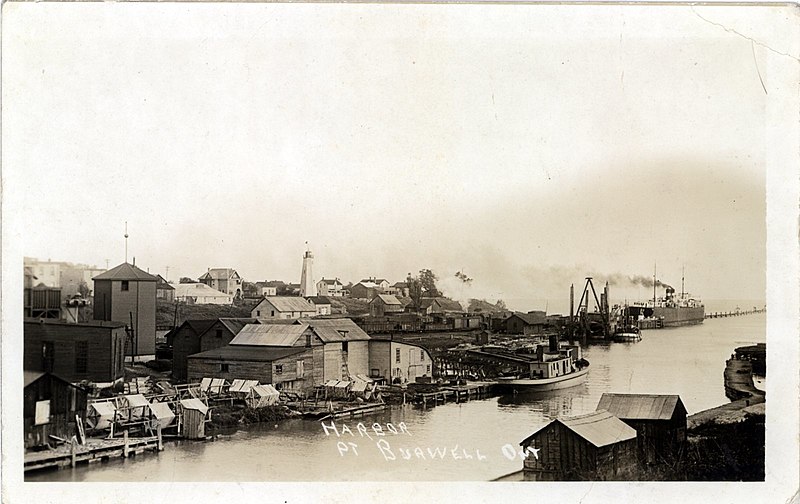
[418,269,441,297]
[179,277,195,284]
[406,273,423,312]
[495,299,507,311]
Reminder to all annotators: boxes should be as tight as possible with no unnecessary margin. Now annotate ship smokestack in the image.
[549,334,558,352]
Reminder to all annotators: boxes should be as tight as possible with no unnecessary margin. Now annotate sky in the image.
[5,3,794,309]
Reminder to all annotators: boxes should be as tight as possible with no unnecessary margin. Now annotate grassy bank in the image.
[207,403,296,434]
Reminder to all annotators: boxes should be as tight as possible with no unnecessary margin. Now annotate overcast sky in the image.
[6,3,795,307]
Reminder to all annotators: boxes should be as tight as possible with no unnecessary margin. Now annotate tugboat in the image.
[613,304,642,342]
[493,335,590,393]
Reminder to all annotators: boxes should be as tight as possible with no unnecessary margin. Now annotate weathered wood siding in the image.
[323,345,343,381]
[171,326,204,382]
[93,279,157,356]
[24,375,87,449]
[272,350,314,390]
[346,340,370,377]
[187,358,273,383]
[368,340,391,379]
[199,322,236,352]
[24,322,126,383]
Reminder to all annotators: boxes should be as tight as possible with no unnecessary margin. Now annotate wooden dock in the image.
[25,430,163,473]
[417,382,494,408]
[705,308,766,319]
[314,402,389,421]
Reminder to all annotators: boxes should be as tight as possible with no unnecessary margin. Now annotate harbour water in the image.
[27,312,765,482]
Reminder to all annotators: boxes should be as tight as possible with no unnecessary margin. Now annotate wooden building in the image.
[24,371,88,449]
[170,318,258,383]
[369,294,404,317]
[503,312,547,334]
[24,319,127,384]
[198,268,243,298]
[368,337,434,384]
[596,393,688,464]
[420,297,463,316]
[350,281,379,301]
[187,345,311,388]
[251,296,316,319]
[155,274,175,302]
[24,279,62,320]
[306,296,333,316]
[92,262,157,357]
[518,410,638,481]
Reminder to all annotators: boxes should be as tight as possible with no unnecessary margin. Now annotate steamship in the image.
[626,286,705,327]
[493,335,590,392]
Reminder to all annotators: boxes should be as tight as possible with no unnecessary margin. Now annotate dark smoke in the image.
[603,273,672,290]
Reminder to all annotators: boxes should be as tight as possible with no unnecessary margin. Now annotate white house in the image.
[198,268,243,298]
[316,278,345,297]
[306,296,333,316]
[251,296,316,320]
[368,338,433,384]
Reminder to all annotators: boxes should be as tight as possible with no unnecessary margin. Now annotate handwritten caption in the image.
[321,421,539,462]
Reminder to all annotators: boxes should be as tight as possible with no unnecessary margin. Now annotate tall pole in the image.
[124,221,129,264]
[681,265,685,299]
[653,263,657,306]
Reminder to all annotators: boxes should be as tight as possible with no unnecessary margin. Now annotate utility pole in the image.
[124,221,129,264]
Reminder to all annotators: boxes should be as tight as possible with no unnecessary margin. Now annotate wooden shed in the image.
[519,409,638,481]
[179,398,210,440]
[24,371,88,449]
[596,393,688,464]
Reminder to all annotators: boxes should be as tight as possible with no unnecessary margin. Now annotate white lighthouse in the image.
[300,247,316,297]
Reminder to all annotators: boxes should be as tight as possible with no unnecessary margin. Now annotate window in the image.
[420,350,425,362]
[271,310,275,317]
[256,310,261,317]
[75,340,88,374]
[121,280,129,291]
[305,334,312,348]
[371,368,380,377]
[395,348,401,363]
[275,364,283,374]
[297,360,305,378]
[35,400,51,425]
[42,341,54,373]
[215,329,223,338]
[220,363,229,372]
[342,341,348,352]
[427,364,431,375]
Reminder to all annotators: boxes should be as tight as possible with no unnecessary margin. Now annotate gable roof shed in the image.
[596,393,686,421]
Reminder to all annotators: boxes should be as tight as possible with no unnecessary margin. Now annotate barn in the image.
[596,393,688,464]
[518,409,638,481]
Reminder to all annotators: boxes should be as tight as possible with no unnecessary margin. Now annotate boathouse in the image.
[24,371,88,449]
[368,336,434,384]
[596,393,687,464]
[186,345,311,389]
[518,410,638,481]
[24,319,127,384]
[170,320,217,382]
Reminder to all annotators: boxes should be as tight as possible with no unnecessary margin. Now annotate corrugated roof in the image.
[521,410,637,449]
[373,294,402,305]
[188,345,306,362]
[299,318,371,341]
[93,263,157,282]
[259,296,315,313]
[596,393,685,421]
[218,318,259,336]
[229,323,310,346]
[508,312,547,325]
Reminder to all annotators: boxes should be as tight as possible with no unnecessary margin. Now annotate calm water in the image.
[28,313,765,482]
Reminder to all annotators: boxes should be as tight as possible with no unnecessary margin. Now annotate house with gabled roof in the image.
[251,296,316,319]
[198,268,243,298]
[316,278,345,297]
[596,393,688,464]
[388,282,409,297]
[174,283,233,305]
[306,296,332,316]
[350,281,380,300]
[506,410,638,481]
[369,294,404,317]
[155,274,175,302]
[419,297,464,315]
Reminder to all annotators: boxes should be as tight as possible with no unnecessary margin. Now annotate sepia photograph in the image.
[2,1,798,502]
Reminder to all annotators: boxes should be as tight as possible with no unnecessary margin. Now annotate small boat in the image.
[613,325,642,342]
[495,366,589,392]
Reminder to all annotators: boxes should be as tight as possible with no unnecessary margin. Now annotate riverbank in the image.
[207,403,298,434]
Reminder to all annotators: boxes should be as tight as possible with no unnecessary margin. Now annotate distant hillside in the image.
[329,297,369,315]
[156,299,258,327]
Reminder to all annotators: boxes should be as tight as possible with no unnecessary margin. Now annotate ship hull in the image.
[652,306,705,326]
[494,367,589,393]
